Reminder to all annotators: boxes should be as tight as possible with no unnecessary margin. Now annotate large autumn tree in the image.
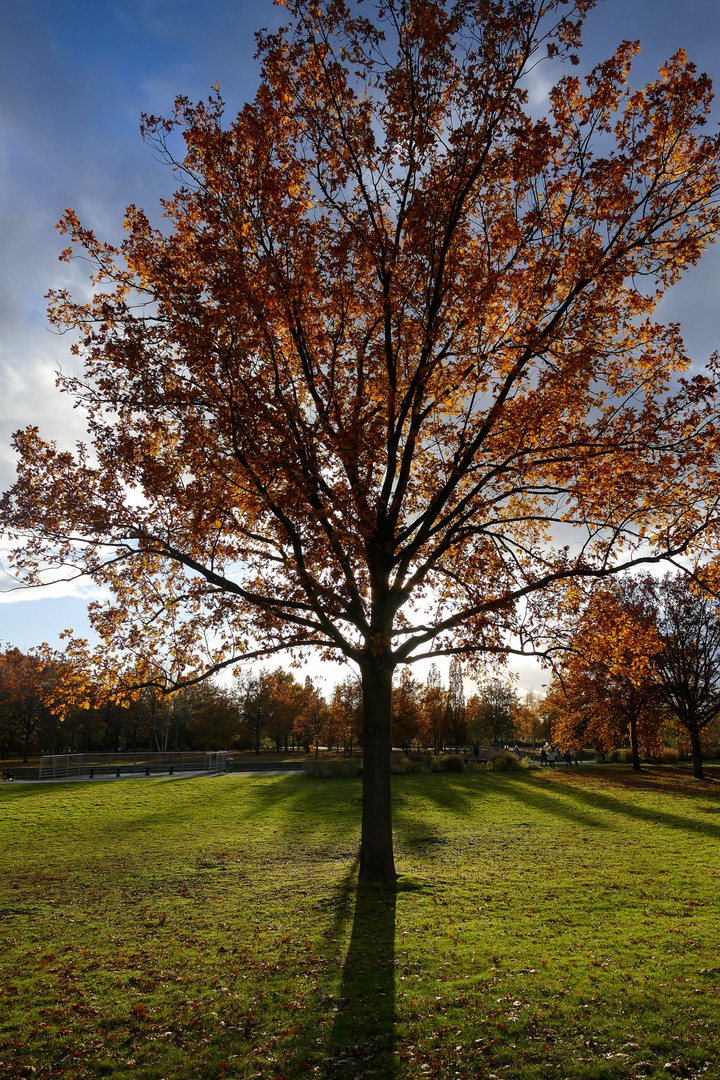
[3,0,720,881]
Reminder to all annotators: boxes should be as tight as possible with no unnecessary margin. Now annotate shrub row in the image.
[303,751,534,778]
[303,758,363,778]
[484,752,532,772]
[595,747,685,764]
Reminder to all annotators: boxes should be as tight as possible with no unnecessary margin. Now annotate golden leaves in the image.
[4,0,720,683]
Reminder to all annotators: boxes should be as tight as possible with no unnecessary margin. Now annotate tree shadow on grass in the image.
[500,771,720,843]
[0,783,65,801]
[41,772,360,850]
[319,874,398,1079]
[495,772,615,832]
[270,856,400,1080]
[554,764,720,803]
[540,775,720,842]
[398,772,477,814]
[229,773,363,839]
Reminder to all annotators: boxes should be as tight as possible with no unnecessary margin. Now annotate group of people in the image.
[539,745,582,768]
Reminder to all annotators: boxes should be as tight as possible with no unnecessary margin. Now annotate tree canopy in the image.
[4,0,720,879]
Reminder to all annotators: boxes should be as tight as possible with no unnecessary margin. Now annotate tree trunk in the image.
[359,659,396,885]
[690,728,705,780]
[629,711,641,771]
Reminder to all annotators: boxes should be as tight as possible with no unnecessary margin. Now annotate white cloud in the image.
[0,572,108,604]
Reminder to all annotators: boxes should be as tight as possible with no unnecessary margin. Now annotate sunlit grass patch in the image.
[1,767,719,1078]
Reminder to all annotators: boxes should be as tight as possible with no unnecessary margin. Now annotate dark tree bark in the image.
[22,723,32,764]
[689,727,705,781]
[629,710,641,772]
[359,659,396,885]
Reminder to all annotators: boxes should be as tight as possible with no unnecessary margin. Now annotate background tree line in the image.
[5,570,720,770]
[0,657,302,762]
[0,650,549,762]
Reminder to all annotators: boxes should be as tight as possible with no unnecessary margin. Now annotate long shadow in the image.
[497,773,615,831]
[321,877,397,1079]
[230,773,362,839]
[403,772,477,814]
[272,858,399,1079]
[555,766,720,805]
[39,772,358,847]
[540,775,720,842]
[500,771,720,842]
[0,783,64,801]
[395,767,611,836]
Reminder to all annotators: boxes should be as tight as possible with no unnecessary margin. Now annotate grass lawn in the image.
[1,766,718,1080]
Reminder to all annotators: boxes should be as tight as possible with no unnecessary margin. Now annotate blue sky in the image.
[1,0,720,693]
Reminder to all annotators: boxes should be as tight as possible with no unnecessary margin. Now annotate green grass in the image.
[1,767,719,1079]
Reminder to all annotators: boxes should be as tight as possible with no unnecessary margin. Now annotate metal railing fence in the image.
[37,751,230,780]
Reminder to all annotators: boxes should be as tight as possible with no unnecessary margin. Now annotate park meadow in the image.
[1,764,718,1080]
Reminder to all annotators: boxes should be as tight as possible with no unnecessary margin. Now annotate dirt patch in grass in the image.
[1,769,718,1079]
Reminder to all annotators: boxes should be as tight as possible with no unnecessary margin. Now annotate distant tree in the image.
[0,647,71,762]
[423,665,447,754]
[468,679,517,747]
[652,575,720,780]
[512,691,546,748]
[236,669,302,754]
[329,676,363,756]
[236,672,269,754]
[0,649,47,761]
[545,572,720,777]
[392,669,423,751]
[445,659,467,749]
[545,664,665,765]
[263,669,304,752]
[144,687,174,753]
[294,677,328,757]
[545,577,666,768]
[184,682,242,750]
